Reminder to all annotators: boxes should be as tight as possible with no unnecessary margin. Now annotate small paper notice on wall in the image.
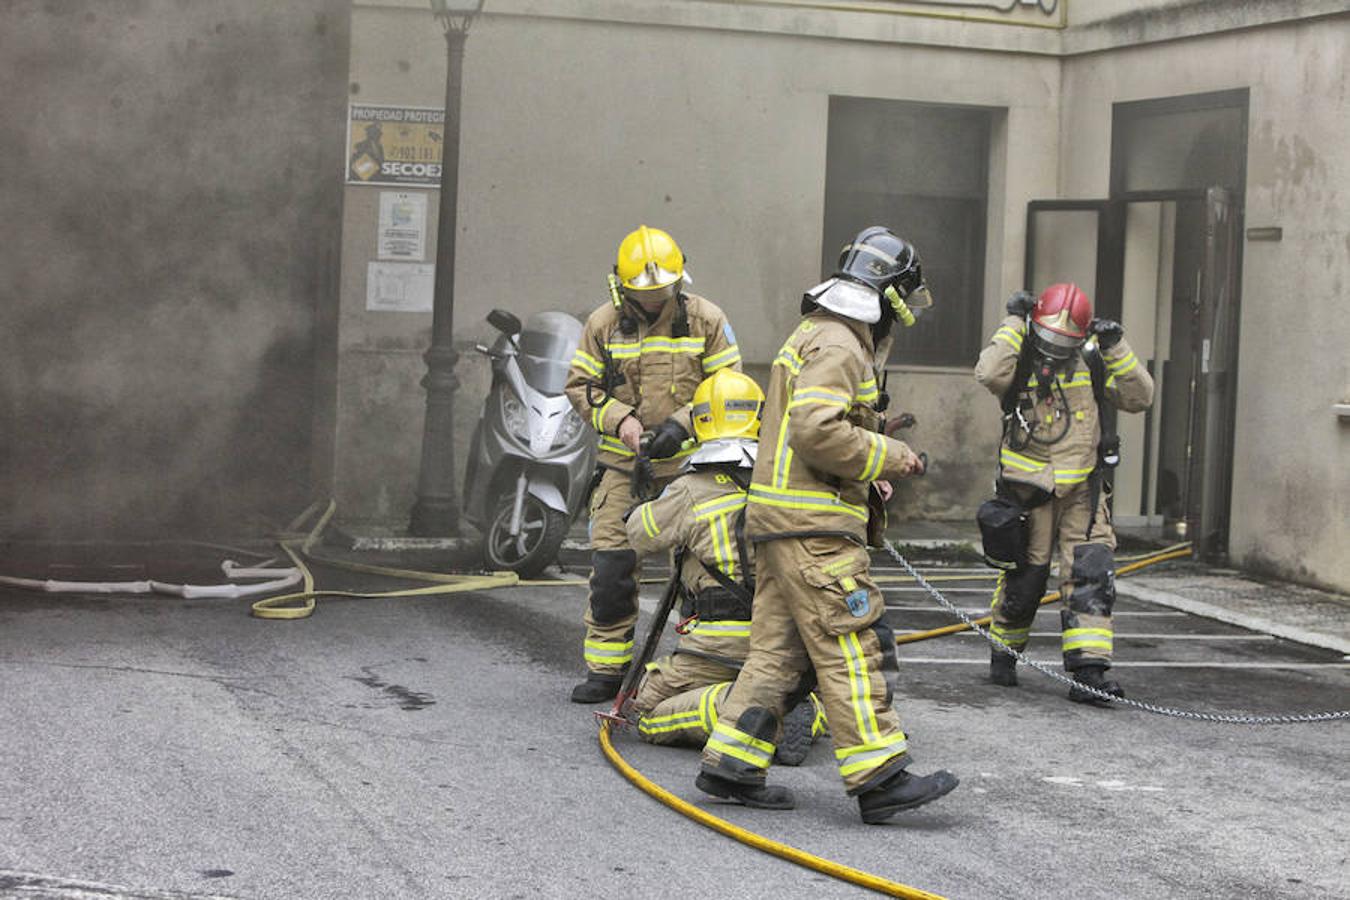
[366,262,435,312]
[378,191,428,260]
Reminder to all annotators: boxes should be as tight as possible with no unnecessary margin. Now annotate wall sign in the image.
[366,262,435,312]
[347,104,445,187]
[378,191,428,260]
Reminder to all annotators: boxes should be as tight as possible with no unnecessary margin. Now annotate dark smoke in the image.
[0,0,350,539]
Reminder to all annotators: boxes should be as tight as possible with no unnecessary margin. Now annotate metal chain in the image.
[882,540,1350,725]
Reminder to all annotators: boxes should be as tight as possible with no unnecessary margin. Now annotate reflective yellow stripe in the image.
[693,493,747,521]
[860,432,886,481]
[699,682,729,734]
[640,503,660,538]
[706,721,774,769]
[702,345,741,372]
[747,484,868,522]
[1026,372,1092,389]
[1107,353,1138,376]
[994,326,1024,351]
[788,386,852,411]
[639,710,704,736]
[605,335,707,360]
[1054,465,1095,485]
[1000,447,1047,473]
[606,340,640,360]
[854,378,879,404]
[1063,627,1113,652]
[597,434,636,457]
[839,631,881,743]
[592,397,616,432]
[773,408,793,489]
[584,639,633,665]
[990,623,1030,647]
[774,345,803,375]
[707,514,734,578]
[834,733,908,778]
[690,620,751,638]
[571,349,603,377]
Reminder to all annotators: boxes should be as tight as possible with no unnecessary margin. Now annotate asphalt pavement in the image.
[0,539,1346,899]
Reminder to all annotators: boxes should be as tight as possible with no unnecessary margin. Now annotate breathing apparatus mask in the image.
[803,226,934,341]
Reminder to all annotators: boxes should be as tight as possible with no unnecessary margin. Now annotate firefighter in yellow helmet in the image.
[564,226,743,704]
[695,226,958,822]
[624,370,825,764]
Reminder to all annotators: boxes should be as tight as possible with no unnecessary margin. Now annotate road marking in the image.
[1117,581,1350,655]
[0,870,236,899]
[1043,776,1166,793]
[894,658,1350,669]
[885,604,1187,616]
[892,631,1275,641]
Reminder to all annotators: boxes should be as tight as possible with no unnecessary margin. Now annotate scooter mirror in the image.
[487,309,523,336]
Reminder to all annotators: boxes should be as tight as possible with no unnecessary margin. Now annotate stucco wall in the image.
[1059,17,1350,589]
[336,5,1060,524]
[0,0,350,539]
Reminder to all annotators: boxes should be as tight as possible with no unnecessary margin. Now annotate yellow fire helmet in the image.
[615,225,685,292]
[690,369,764,444]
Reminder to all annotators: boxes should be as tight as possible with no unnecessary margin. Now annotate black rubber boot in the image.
[857,768,959,824]
[989,650,1018,687]
[774,700,815,767]
[695,772,795,810]
[569,672,624,704]
[1067,663,1124,706]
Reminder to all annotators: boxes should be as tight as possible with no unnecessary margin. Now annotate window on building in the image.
[822,97,993,367]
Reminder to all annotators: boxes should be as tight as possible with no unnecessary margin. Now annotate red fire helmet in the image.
[1031,283,1092,359]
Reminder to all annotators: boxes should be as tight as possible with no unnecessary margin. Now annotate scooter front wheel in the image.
[483,491,569,579]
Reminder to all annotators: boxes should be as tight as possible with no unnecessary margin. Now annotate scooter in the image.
[462,308,596,578]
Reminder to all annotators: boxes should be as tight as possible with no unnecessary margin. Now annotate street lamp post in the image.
[409,0,486,536]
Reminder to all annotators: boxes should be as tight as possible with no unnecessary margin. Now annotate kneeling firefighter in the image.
[696,226,959,823]
[564,226,743,704]
[623,369,826,765]
[974,284,1155,703]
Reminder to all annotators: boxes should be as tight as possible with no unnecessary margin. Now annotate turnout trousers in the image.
[699,536,907,795]
[582,467,673,677]
[989,481,1118,669]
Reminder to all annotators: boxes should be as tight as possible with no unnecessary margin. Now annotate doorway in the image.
[1022,89,1247,559]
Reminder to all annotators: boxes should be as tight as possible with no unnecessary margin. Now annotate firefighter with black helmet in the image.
[975,284,1154,702]
[694,226,959,823]
[564,226,742,704]
[623,369,825,764]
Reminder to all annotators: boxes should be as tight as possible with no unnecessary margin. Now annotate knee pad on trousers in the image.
[589,549,638,625]
[1002,563,1051,623]
[867,619,901,707]
[1068,543,1116,617]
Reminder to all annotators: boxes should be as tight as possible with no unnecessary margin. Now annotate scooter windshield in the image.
[518,312,583,396]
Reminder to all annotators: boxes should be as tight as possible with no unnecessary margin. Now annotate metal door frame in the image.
[1023,187,1241,557]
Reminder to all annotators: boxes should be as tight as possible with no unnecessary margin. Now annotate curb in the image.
[1116,581,1350,656]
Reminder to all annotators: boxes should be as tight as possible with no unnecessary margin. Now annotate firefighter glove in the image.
[1090,317,1124,350]
[646,417,690,459]
[1005,290,1037,317]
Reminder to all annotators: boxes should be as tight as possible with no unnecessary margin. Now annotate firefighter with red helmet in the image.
[975,284,1154,703]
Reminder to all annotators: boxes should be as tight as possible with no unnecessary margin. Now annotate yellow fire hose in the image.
[597,720,945,900]
[594,542,1193,897]
[250,501,518,619]
[244,508,1187,894]
[894,544,1192,645]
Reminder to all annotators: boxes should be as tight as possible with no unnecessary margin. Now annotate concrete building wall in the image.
[337,0,1348,591]
[1059,16,1350,590]
[0,0,350,539]
[336,2,1061,524]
